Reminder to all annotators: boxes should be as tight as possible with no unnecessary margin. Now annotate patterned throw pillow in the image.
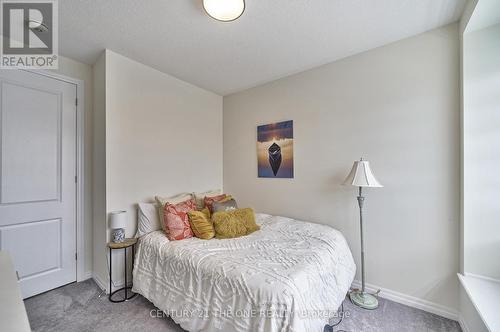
[204,194,231,213]
[155,193,193,231]
[193,189,221,210]
[163,199,196,240]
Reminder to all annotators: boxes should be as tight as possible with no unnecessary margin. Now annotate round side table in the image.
[107,238,138,303]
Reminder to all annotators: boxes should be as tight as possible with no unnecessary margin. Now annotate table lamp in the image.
[343,158,383,310]
[109,211,127,243]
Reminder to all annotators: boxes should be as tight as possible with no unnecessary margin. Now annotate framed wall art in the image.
[257,120,294,178]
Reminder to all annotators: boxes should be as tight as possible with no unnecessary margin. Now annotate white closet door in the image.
[0,70,77,298]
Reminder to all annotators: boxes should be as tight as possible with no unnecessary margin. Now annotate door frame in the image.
[22,69,86,282]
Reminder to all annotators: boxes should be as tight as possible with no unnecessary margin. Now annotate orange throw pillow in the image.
[163,199,196,240]
[204,194,230,213]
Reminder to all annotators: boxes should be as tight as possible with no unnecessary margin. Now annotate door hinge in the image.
[75,175,77,183]
[16,271,20,281]
[75,253,78,261]
[75,98,78,106]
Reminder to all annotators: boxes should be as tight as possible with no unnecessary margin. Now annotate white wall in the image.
[105,50,223,235]
[93,50,223,291]
[92,52,107,286]
[223,24,460,312]
[51,56,93,278]
[463,23,500,281]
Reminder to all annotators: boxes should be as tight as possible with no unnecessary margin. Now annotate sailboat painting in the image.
[257,120,294,178]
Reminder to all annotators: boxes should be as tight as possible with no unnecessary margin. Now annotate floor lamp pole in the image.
[358,186,365,293]
[349,186,379,310]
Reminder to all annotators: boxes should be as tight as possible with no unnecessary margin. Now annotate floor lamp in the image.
[343,158,383,310]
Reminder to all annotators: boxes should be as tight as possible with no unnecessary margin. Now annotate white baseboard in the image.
[110,278,126,290]
[81,271,93,281]
[92,273,128,295]
[92,274,108,294]
[351,280,458,321]
[458,314,471,332]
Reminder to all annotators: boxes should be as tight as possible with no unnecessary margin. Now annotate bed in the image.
[132,213,356,332]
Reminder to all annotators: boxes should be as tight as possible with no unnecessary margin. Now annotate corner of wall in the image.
[92,50,109,291]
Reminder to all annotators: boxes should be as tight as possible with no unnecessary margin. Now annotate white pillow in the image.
[193,189,222,209]
[155,193,194,230]
[135,203,161,238]
[155,193,193,206]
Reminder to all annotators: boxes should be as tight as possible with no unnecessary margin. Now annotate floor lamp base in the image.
[349,290,379,310]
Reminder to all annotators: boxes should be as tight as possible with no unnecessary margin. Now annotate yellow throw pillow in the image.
[188,208,215,240]
[238,208,260,234]
[212,208,260,239]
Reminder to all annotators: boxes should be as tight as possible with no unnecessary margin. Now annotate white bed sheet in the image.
[132,213,356,332]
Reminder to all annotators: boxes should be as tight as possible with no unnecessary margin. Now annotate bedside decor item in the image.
[109,211,127,243]
[257,120,294,178]
[343,158,383,310]
[108,238,137,303]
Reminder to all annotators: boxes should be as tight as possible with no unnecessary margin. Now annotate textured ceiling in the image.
[60,0,466,95]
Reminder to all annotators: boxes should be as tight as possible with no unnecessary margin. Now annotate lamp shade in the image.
[343,160,383,187]
[109,210,127,229]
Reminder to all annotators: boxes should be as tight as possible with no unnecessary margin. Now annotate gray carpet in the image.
[24,279,461,332]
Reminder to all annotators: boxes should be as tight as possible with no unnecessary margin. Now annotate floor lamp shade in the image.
[343,160,383,188]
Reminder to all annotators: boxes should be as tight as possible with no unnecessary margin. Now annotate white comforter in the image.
[132,213,356,332]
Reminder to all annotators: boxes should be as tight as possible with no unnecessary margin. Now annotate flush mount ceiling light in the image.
[203,0,245,22]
